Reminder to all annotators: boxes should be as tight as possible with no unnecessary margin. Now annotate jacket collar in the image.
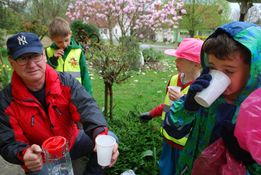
[11,65,62,100]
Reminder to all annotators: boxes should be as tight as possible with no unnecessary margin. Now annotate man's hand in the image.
[54,49,64,58]
[23,144,43,172]
[94,136,119,168]
[109,143,119,167]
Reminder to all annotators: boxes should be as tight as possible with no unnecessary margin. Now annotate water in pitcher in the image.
[42,136,74,175]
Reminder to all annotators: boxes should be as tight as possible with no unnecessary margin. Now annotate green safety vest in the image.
[160,74,190,147]
[46,47,82,83]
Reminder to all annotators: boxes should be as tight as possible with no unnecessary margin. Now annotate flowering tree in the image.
[66,0,186,43]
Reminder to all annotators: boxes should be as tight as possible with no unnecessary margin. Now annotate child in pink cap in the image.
[139,38,203,175]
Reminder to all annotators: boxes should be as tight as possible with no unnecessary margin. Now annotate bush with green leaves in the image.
[142,48,166,63]
[0,29,7,47]
[0,48,12,90]
[70,20,100,41]
[23,20,48,40]
[0,6,23,33]
[120,36,141,70]
[105,106,162,175]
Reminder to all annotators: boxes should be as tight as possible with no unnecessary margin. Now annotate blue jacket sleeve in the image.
[163,96,195,139]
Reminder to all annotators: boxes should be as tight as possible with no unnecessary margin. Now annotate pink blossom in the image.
[66,0,185,40]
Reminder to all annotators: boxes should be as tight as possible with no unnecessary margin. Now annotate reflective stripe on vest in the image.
[46,47,82,83]
[160,74,190,147]
[160,127,189,146]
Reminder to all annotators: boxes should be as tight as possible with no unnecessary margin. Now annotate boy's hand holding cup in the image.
[184,68,231,111]
[194,70,231,107]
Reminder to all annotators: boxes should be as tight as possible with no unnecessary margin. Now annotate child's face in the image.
[208,52,250,102]
[175,58,199,74]
[52,34,71,49]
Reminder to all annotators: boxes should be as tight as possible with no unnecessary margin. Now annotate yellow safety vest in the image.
[160,74,190,147]
[46,47,82,83]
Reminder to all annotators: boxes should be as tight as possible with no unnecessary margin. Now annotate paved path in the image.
[0,156,24,175]
[140,43,173,51]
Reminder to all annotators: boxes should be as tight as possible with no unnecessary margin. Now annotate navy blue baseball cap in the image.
[7,32,43,60]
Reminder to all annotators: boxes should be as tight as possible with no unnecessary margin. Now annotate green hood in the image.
[174,22,261,175]
[200,21,261,106]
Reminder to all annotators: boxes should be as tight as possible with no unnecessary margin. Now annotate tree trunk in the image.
[174,28,179,46]
[108,84,113,119]
[239,13,245,21]
[239,1,253,21]
[104,82,109,117]
[109,27,113,45]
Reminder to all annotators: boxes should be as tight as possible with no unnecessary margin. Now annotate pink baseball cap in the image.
[164,38,203,64]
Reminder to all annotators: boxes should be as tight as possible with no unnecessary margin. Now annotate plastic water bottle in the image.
[120,169,136,175]
[42,136,74,175]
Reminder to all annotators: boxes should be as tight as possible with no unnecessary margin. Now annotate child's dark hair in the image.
[203,33,251,64]
[48,17,71,39]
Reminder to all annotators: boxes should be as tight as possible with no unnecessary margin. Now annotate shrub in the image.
[142,48,166,63]
[0,48,12,90]
[120,36,141,70]
[0,29,7,48]
[23,20,48,40]
[91,43,132,118]
[0,7,23,33]
[105,106,162,175]
[70,20,100,41]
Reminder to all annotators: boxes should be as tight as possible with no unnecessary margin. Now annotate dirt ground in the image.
[0,156,24,175]
[0,155,87,175]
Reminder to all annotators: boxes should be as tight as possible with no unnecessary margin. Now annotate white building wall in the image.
[155,29,174,42]
[100,24,130,41]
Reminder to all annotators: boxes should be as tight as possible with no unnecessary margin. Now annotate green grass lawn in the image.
[90,58,177,175]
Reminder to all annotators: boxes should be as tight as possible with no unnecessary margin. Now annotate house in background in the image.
[155,28,211,44]
[88,17,130,43]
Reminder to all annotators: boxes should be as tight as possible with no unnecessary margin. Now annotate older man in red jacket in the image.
[0,32,119,175]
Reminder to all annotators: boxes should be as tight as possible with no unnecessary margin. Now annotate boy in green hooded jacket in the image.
[164,21,261,175]
[46,17,92,95]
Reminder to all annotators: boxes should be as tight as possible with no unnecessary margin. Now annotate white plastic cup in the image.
[168,86,181,92]
[95,135,116,166]
[168,86,181,105]
[194,70,231,107]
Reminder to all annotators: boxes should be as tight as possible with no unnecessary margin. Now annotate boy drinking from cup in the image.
[164,21,261,175]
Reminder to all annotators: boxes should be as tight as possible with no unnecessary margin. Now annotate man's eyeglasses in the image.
[16,53,43,66]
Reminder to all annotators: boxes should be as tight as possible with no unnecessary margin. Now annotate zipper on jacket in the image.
[53,106,62,116]
[31,115,34,126]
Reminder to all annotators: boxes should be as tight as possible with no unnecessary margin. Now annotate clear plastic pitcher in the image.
[120,170,136,175]
[42,136,74,175]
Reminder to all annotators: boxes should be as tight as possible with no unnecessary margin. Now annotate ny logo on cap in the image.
[17,35,28,45]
